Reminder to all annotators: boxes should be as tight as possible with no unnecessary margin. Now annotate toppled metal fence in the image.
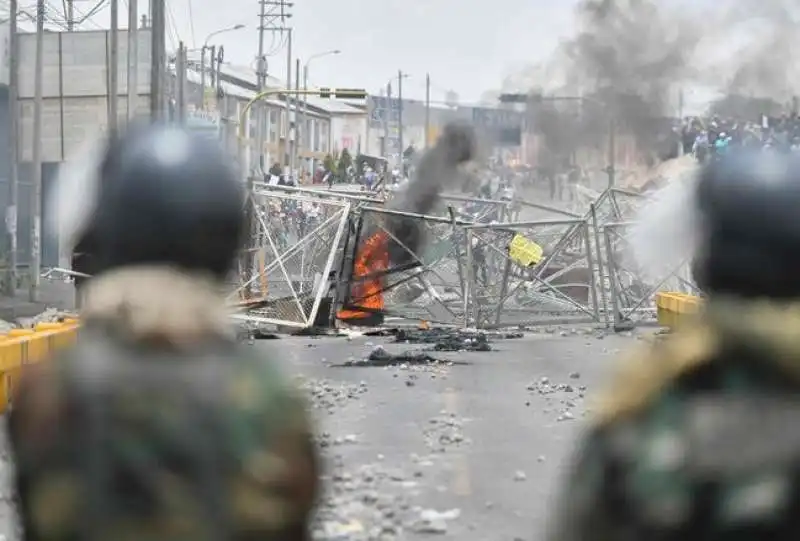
[230,186,350,328]
[232,183,695,331]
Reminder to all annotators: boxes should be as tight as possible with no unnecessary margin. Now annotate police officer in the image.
[548,151,800,540]
[9,122,320,541]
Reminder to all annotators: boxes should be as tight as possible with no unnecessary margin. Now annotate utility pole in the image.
[284,28,292,170]
[66,0,74,30]
[255,0,267,174]
[30,0,44,302]
[176,42,186,124]
[385,82,392,165]
[6,0,19,295]
[108,0,119,131]
[291,56,299,175]
[200,46,207,108]
[397,69,404,171]
[424,73,430,149]
[126,0,139,119]
[149,0,166,120]
[301,62,309,168]
[214,46,225,141]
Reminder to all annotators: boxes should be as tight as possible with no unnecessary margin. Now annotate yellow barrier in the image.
[0,320,80,413]
[655,292,703,330]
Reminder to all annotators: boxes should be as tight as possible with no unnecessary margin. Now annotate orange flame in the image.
[336,231,389,322]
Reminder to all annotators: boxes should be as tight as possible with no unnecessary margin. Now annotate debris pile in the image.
[299,378,369,416]
[525,372,587,422]
[394,328,492,351]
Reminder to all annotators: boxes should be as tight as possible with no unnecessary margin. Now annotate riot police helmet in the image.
[56,121,245,280]
[693,151,800,298]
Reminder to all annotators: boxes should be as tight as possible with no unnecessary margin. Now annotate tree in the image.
[323,153,337,174]
[338,148,353,178]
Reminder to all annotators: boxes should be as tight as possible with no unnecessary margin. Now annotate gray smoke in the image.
[384,122,476,264]
[501,0,800,164]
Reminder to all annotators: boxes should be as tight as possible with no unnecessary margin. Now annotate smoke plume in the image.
[385,122,476,264]
[499,0,800,166]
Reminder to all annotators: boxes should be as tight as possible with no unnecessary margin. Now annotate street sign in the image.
[369,96,400,127]
[471,107,524,129]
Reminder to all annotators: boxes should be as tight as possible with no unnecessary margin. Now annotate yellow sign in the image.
[508,234,543,267]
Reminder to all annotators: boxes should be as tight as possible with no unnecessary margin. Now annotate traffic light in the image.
[319,87,332,98]
[499,92,546,104]
[333,88,367,99]
[499,93,528,104]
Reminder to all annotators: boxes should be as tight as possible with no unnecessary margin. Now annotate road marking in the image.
[445,387,471,495]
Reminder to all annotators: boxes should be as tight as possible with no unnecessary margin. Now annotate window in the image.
[268,109,278,142]
[313,121,320,151]
[320,122,329,153]
[258,108,268,138]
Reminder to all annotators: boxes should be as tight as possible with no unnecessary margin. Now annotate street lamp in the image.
[203,24,245,48]
[299,49,342,174]
[383,72,410,168]
[199,24,245,108]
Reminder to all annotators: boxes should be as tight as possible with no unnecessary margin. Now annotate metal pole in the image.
[126,0,138,119]
[255,0,267,174]
[424,73,430,149]
[385,82,392,163]
[292,56,299,177]
[209,45,217,88]
[6,0,19,295]
[66,0,74,30]
[149,0,165,120]
[607,115,616,188]
[284,28,292,169]
[302,63,309,170]
[108,0,119,131]
[30,0,44,302]
[176,42,186,124]
[398,69,404,172]
[199,46,207,109]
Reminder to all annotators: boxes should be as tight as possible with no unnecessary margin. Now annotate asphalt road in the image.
[262,327,643,540]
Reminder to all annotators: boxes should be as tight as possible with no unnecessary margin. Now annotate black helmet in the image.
[82,122,244,279]
[693,151,800,298]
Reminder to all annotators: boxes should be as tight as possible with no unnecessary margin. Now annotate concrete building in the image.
[179,62,367,177]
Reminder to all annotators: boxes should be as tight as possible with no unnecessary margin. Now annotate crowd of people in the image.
[681,114,800,162]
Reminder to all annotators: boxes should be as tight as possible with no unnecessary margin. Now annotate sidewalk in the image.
[0,281,75,320]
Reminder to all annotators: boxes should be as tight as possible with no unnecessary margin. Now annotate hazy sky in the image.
[16,0,582,104]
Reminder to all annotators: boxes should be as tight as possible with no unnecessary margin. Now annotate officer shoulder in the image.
[224,344,320,532]
[590,325,721,427]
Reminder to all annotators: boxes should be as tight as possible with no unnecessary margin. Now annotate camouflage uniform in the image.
[9,267,320,541]
[548,297,800,540]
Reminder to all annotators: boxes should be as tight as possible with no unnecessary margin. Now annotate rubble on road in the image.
[0,307,76,332]
[394,328,492,352]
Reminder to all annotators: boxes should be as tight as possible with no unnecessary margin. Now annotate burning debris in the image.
[337,122,477,327]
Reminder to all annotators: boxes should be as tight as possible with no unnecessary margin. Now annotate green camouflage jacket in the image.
[548,296,800,540]
[8,266,320,541]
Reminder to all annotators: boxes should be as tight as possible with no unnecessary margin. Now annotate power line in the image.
[186,0,195,47]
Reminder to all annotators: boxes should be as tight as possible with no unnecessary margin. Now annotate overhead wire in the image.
[164,0,179,49]
[186,0,195,47]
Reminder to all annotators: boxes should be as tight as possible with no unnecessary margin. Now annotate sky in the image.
[5,0,581,104]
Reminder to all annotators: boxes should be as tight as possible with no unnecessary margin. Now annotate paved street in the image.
[263,328,643,540]
[0,319,646,541]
